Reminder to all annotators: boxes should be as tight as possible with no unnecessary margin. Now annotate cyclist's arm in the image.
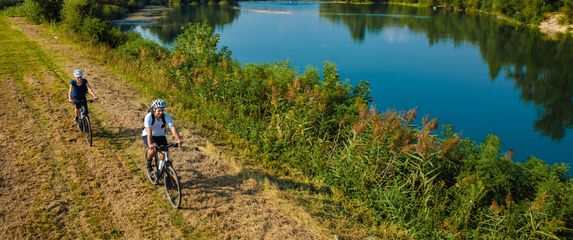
[86,82,97,99]
[68,84,73,102]
[146,127,155,149]
[169,126,183,145]
[165,113,182,145]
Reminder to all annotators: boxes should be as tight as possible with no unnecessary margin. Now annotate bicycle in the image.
[144,143,182,208]
[73,99,94,146]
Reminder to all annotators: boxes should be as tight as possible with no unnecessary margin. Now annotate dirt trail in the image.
[0,18,330,239]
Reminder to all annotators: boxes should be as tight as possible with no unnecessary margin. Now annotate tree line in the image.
[344,0,573,24]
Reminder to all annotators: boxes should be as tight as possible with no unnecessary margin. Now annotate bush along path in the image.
[0,17,332,239]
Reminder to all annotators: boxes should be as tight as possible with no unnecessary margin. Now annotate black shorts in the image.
[72,97,88,110]
[142,136,168,148]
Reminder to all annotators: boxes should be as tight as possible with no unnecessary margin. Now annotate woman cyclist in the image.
[68,69,97,124]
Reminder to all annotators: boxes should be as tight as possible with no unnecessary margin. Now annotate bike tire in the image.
[145,153,159,185]
[164,165,181,208]
[84,116,92,146]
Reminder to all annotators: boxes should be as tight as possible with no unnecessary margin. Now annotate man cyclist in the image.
[142,99,183,172]
[68,69,97,124]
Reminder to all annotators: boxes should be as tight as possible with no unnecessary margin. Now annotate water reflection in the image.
[320,4,573,140]
[116,3,573,142]
[120,3,240,44]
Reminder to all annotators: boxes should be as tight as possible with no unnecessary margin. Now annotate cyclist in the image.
[68,69,97,124]
[142,99,183,172]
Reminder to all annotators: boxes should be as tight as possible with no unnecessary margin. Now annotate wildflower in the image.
[439,134,459,157]
[352,120,366,134]
[505,192,514,208]
[490,200,502,215]
[531,194,552,212]
[171,54,187,68]
[405,108,417,123]
[504,149,515,160]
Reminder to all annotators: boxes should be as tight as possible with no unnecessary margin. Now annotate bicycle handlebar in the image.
[71,99,95,104]
[156,143,179,151]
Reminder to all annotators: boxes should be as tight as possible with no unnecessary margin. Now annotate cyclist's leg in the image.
[153,136,168,160]
[142,136,156,166]
[72,98,81,123]
[82,100,88,115]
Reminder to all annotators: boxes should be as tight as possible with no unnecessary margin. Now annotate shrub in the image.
[1,2,26,16]
[80,16,126,47]
[0,0,22,10]
[101,3,127,20]
[23,0,63,23]
[173,22,220,68]
[116,32,168,61]
[61,0,101,30]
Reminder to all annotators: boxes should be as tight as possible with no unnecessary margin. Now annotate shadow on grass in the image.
[176,153,331,210]
[94,126,141,149]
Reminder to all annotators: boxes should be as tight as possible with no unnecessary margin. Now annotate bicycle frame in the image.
[154,143,177,176]
[156,150,171,176]
[72,99,95,146]
[77,99,93,119]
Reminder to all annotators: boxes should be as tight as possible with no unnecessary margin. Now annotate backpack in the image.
[145,107,166,128]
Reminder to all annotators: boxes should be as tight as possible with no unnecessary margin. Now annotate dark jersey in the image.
[71,79,88,99]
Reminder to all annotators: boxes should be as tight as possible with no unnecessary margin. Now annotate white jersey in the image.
[141,112,175,137]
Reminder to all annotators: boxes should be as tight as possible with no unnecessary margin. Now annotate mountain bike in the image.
[74,99,94,146]
[145,143,181,208]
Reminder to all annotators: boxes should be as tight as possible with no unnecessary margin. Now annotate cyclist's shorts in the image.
[142,136,168,148]
[72,97,87,109]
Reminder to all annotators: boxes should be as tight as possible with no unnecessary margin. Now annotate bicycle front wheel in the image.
[164,165,181,208]
[84,116,92,146]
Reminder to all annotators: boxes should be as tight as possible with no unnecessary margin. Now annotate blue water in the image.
[116,2,573,168]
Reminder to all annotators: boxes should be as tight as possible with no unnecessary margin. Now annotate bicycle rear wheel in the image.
[164,165,181,208]
[145,153,159,185]
[84,116,92,146]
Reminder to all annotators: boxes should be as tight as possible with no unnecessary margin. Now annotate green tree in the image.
[24,0,63,23]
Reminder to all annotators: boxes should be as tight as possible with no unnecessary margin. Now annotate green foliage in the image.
[60,0,127,47]
[101,3,127,20]
[1,2,26,16]
[353,0,572,24]
[23,0,63,23]
[173,22,220,68]
[61,0,100,29]
[79,16,125,47]
[0,0,22,10]
[115,32,169,61]
[565,0,573,22]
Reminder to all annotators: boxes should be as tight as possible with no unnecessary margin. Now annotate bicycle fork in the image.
[156,151,170,177]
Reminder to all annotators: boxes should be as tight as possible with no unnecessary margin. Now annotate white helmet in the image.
[73,69,83,78]
[152,99,166,109]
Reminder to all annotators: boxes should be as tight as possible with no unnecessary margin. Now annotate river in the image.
[114,2,573,168]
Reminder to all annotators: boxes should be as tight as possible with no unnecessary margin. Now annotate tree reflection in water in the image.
[320,3,573,140]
